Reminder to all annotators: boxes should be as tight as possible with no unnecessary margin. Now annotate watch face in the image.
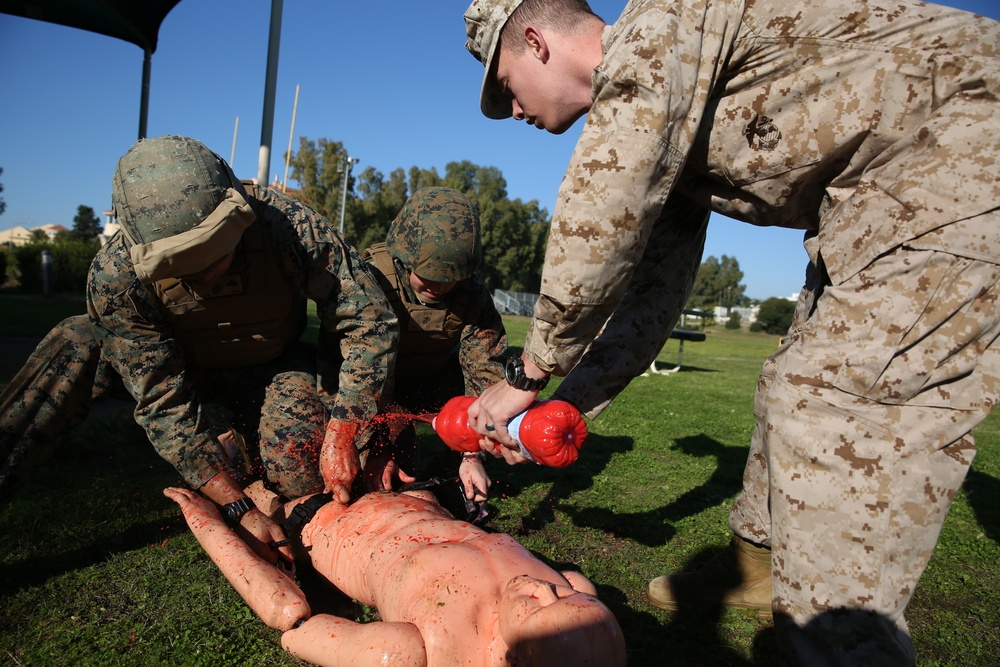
[505,356,521,384]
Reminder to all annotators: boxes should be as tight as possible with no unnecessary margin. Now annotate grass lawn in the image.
[1,297,997,665]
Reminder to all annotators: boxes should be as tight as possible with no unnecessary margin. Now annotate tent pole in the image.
[257,0,283,185]
[139,48,151,139]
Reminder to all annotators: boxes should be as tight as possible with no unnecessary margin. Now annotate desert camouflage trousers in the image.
[728,223,1000,665]
[0,315,334,502]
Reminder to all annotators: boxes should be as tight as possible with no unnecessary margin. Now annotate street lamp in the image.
[337,154,359,235]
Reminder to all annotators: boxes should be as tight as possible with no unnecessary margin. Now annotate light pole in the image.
[337,154,359,235]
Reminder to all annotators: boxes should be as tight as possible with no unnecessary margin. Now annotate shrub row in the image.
[5,240,99,294]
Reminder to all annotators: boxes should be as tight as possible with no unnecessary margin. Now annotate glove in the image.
[319,418,360,503]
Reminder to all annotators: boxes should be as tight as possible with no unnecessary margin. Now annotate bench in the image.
[642,329,706,376]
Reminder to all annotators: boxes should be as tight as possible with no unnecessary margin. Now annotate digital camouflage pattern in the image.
[466,0,999,663]
[365,243,506,398]
[0,316,117,504]
[373,187,503,397]
[386,186,483,283]
[1,175,397,500]
[112,135,244,246]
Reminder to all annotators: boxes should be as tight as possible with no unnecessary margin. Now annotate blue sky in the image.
[0,0,996,300]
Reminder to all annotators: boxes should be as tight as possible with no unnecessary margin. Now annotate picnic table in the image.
[643,329,706,376]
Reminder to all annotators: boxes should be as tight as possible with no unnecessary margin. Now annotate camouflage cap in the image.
[112,135,247,246]
[386,187,482,283]
[464,0,525,120]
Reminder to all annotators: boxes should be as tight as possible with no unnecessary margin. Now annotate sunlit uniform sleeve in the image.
[86,237,228,489]
[527,0,1000,419]
[553,195,709,418]
[525,0,737,381]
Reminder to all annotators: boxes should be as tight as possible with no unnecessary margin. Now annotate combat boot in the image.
[647,536,773,619]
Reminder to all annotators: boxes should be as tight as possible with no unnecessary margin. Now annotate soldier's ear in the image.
[524,26,549,63]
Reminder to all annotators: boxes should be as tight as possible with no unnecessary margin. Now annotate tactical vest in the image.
[153,220,306,369]
[364,242,473,375]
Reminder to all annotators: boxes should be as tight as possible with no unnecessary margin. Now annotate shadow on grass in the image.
[0,516,190,597]
[483,432,635,535]
[0,412,189,597]
[556,433,747,547]
[964,468,1000,544]
[597,544,777,666]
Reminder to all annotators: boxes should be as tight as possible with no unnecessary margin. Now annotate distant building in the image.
[0,226,33,248]
[715,305,759,324]
[34,224,69,241]
[101,209,120,246]
[0,224,68,246]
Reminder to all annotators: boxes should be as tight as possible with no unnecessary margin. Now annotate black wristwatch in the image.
[504,355,549,392]
[223,497,256,527]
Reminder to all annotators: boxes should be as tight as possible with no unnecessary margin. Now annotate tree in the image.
[71,205,102,242]
[286,138,552,294]
[688,255,747,311]
[755,297,796,334]
[0,167,6,217]
[443,160,549,293]
[287,137,350,225]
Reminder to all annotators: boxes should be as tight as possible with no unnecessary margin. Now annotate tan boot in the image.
[647,536,773,619]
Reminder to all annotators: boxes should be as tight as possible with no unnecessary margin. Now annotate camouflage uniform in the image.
[1,175,396,501]
[465,0,999,663]
[363,187,506,468]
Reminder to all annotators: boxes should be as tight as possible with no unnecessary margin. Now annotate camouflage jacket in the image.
[87,184,397,488]
[364,242,506,396]
[537,0,1000,417]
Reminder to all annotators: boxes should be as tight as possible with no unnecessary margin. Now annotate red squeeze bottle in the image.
[431,395,588,468]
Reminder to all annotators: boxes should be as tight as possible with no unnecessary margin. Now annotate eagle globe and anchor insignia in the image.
[743,114,782,151]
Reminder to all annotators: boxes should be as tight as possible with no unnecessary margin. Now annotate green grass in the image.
[0,292,87,336]
[1,302,997,665]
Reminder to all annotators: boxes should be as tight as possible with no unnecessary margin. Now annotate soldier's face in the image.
[494,30,590,135]
[409,272,456,302]
[183,251,235,286]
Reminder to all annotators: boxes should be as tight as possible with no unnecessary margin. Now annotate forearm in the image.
[554,197,709,418]
[526,127,687,376]
[458,323,507,396]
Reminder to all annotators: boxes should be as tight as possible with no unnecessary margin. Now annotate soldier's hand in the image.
[319,419,361,504]
[362,453,416,493]
[459,455,491,502]
[468,380,537,448]
[480,438,530,465]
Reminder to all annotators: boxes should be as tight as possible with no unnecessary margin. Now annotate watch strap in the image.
[223,497,256,527]
[505,355,549,392]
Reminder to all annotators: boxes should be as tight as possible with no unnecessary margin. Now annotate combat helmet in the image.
[112,135,255,284]
[386,187,482,283]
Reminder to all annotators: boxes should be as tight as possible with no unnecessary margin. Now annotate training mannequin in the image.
[164,486,626,667]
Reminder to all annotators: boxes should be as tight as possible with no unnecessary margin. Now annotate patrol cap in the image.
[464,0,525,120]
[386,187,482,284]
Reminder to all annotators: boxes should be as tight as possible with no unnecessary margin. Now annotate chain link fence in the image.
[492,290,538,316]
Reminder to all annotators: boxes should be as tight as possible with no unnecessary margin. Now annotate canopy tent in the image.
[0,0,182,139]
[0,0,283,182]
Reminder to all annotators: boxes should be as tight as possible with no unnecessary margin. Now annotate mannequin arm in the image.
[281,614,427,667]
[163,487,310,631]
